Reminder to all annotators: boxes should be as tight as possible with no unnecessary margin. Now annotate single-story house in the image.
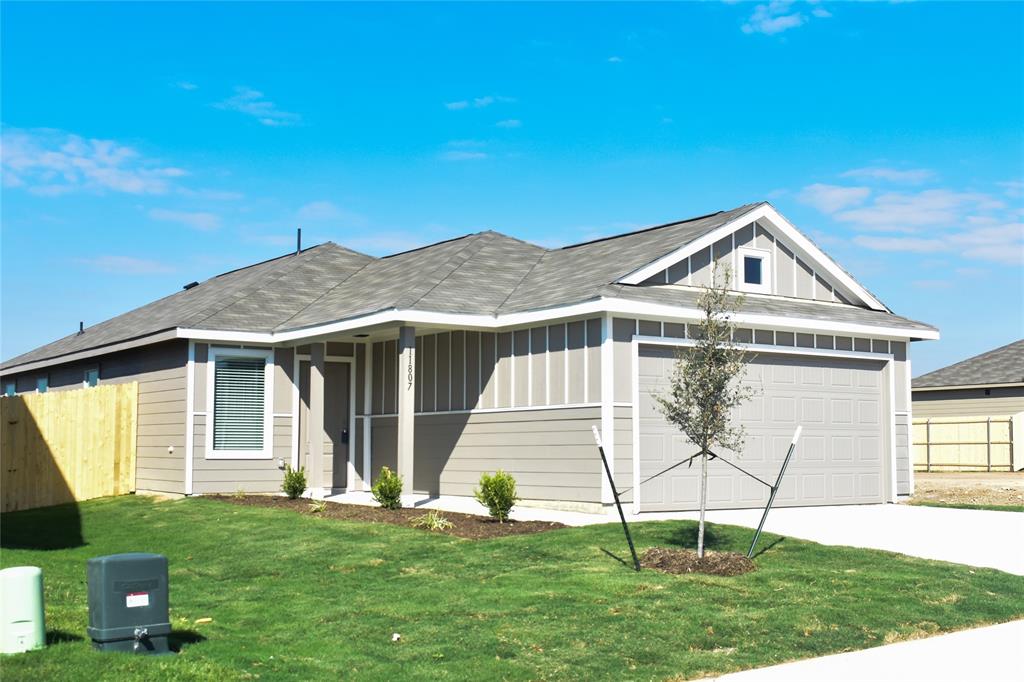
[912,340,1023,472]
[0,202,938,513]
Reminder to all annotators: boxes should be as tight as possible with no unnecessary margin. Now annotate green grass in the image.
[2,496,1023,681]
[908,500,1024,513]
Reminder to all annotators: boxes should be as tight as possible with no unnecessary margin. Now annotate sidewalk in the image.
[707,619,1024,681]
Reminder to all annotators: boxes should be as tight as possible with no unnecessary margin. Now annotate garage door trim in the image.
[629,335,897,514]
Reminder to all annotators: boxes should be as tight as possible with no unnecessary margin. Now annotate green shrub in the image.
[281,465,307,499]
[308,499,327,514]
[412,509,453,532]
[474,470,519,522]
[372,466,403,510]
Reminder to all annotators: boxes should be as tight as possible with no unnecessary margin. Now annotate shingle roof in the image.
[912,340,1024,389]
[1,201,935,372]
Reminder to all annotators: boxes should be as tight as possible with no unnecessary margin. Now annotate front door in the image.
[325,362,350,490]
[300,360,351,491]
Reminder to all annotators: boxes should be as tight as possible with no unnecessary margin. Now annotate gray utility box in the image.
[87,553,170,654]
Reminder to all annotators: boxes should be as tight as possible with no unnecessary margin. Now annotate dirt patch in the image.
[640,547,756,576]
[209,495,566,539]
[910,472,1023,508]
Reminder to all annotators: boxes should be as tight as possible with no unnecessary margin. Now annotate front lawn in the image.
[2,496,1022,681]
[908,500,1024,513]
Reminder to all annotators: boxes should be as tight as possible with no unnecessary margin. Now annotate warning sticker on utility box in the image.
[126,592,150,608]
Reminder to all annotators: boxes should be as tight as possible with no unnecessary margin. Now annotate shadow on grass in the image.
[47,630,84,645]
[169,630,207,653]
[1,502,84,550]
[600,547,635,570]
[663,523,727,550]
[750,536,786,559]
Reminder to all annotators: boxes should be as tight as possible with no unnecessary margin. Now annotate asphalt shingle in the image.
[912,340,1024,388]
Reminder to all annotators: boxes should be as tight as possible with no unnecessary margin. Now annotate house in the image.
[912,340,1023,472]
[0,202,938,513]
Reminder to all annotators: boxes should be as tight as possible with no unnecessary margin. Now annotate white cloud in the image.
[444,95,514,110]
[75,255,175,274]
[1,128,186,196]
[215,86,300,127]
[296,201,368,227]
[834,189,1004,232]
[607,56,623,63]
[176,81,198,91]
[797,183,871,213]
[811,7,832,19]
[661,117,674,124]
[148,208,221,231]
[439,150,488,161]
[741,1,806,35]
[998,180,1023,198]
[841,166,935,184]
[852,236,947,254]
[496,119,522,129]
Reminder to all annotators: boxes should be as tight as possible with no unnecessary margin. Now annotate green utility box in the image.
[87,553,170,654]
[0,566,46,654]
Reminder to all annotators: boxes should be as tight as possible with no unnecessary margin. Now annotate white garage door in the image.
[637,346,888,511]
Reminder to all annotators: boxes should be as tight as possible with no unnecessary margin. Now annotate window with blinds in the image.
[213,356,266,451]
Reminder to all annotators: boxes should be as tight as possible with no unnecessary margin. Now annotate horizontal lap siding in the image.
[5,339,189,494]
[370,407,603,503]
[895,414,910,495]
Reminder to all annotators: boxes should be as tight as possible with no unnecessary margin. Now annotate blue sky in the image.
[2,1,1021,375]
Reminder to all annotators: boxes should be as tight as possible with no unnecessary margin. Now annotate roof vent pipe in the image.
[78,321,84,335]
[296,227,302,254]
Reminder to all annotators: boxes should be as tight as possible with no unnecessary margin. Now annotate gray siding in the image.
[912,386,1024,418]
[369,407,603,503]
[4,340,188,494]
[895,413,911,495]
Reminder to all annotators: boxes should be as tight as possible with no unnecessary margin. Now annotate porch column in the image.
[309,341,326,496]
[396,326,416,492]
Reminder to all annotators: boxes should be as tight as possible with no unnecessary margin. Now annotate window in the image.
[744,256,762,285]
[206,348,273,459]
[737,246,771,294]
[84,368,99,388]
[36,376,48,393]
[3,381,14,397]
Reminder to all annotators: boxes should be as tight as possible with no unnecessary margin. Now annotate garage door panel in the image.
[638,348,887,511]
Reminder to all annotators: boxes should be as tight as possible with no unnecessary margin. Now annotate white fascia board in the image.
[617,203,889,312]
[912,382,1024,393]
[177,296,938,346]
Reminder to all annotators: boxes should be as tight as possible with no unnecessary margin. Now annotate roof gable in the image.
[617,203,888,312]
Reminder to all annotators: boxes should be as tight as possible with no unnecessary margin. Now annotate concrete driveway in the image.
[707,619,1024,682]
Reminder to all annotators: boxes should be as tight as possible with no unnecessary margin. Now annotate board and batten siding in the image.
[369,407,605,507]
[189,343,294,494]
[639,221,850,304]
[368,320,604,416]
[5,339,189,494]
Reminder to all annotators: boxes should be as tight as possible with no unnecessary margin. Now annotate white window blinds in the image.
[213,356,266,451]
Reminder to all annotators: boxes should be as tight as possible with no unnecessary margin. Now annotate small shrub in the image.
[308,499,327,514]
[474,470,519,523]
[232,487,246,500]
[412,509,453,532]
[281,465,307,499]
[372,466,403,510]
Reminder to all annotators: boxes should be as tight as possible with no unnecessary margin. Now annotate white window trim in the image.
[205,346,275,460]
[737,246,772,295]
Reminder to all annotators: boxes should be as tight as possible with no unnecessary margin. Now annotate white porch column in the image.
[600,313,615,508]
[308,341,326,497]
[396,326,416,492]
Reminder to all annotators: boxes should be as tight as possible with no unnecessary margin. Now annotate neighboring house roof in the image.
[912,339,1024,389]
[1,201,937,372]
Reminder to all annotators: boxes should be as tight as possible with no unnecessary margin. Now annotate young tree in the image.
[654,269,756,558]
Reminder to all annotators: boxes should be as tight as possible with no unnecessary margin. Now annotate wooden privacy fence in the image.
[1,382,138,512]
[912,416,1014,472]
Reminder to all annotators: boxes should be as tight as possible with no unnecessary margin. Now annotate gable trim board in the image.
[630,335,898,513]
[618,203,888,312]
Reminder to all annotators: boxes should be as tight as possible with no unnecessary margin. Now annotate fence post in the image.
[986,417,992,472]
[925,418,931,472]
[1010,418,1015,472]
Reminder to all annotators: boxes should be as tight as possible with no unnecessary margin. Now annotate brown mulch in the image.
[640,547,756,576]
[209,495,567,539]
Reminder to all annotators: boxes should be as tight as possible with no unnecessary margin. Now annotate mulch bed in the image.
[641,547,756,576]
[209,495,567,539]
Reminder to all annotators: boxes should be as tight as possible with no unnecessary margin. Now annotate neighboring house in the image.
[0,202,938,512]
[912,340,1024,472]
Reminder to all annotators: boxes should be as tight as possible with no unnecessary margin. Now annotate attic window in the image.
[737,246,771,294]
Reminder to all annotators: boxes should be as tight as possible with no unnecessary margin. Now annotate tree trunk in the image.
[697,449,709,558]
